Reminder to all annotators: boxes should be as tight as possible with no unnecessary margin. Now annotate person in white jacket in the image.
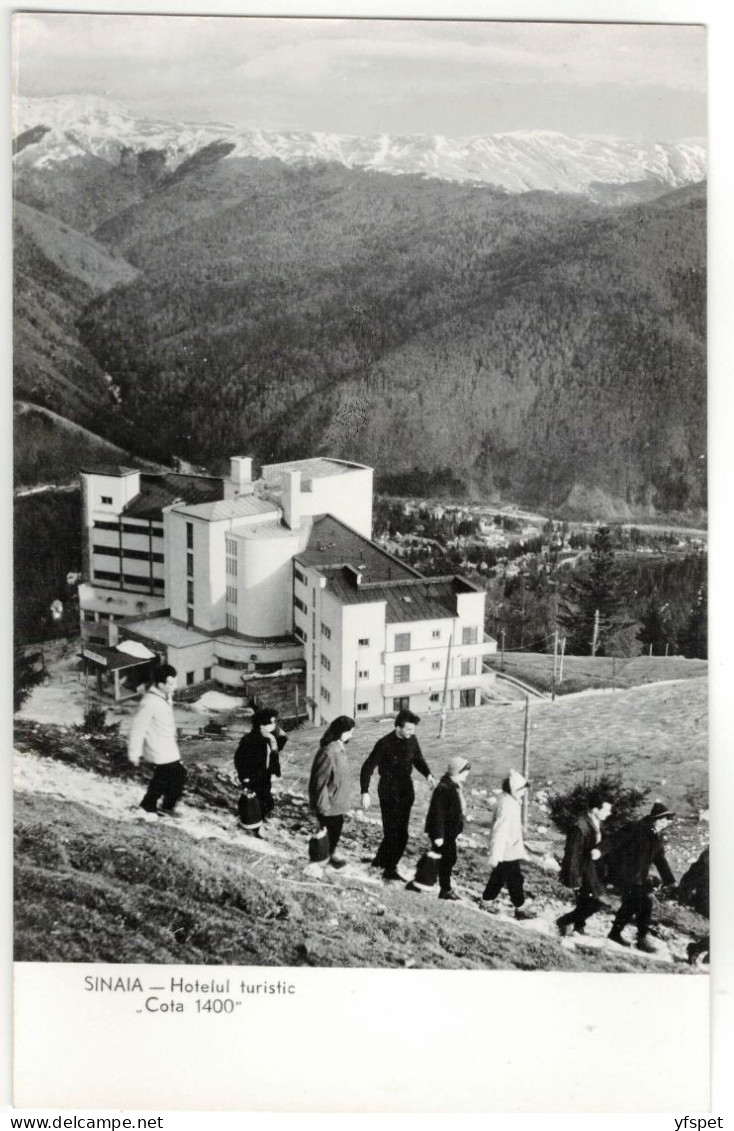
[127,664,186,818]
[481,769,536,919]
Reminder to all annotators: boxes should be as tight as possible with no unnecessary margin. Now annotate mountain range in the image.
[15,95,707,201]
[13,96,707,517]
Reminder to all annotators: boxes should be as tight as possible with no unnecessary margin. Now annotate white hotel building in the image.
[79,454,497,719]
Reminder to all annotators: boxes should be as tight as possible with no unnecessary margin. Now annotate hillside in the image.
[13,680,710,969]
[13,401,161,489]
[12,97,706,516]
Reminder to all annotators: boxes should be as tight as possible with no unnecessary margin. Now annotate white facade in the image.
[78,452,495,717]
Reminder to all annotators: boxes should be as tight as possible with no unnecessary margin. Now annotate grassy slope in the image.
[14,677,709,969]
[490,653,709,696]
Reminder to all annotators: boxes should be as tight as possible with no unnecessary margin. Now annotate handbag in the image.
[238,787,263,831]
[308,826,331,863]
[412,849,442,890]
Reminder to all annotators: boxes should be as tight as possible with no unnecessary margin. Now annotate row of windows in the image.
[294,625,307,643]
[320,654,331,672]
[225,536,237,556]
[226,585,237,604]
[321,622,331,640]
[94,521,164,536]
[320,687,331,703]
[294,568,306,586]
[226,557,238,577]
[391,658,476,683]
[226,613,238,632]
[93,546,164,563]
[93,570,164,589]
[390,627,479,652]
[294,596,307,614]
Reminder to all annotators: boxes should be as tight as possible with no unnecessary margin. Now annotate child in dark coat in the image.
[416,755,470,900]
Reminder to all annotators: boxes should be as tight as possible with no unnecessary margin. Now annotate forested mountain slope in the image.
[77,156,705,512]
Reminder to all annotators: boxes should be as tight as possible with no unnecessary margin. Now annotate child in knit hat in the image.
[482,770,537,919]
[409,755,470,901]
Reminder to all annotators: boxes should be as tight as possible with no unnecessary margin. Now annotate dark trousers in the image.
[437,839,458,894]
[141,762,186,812]
[318,814,344,855]
[374,781,414,872]
[255,781,275,819]
[483,860,525,907]
[557,886,604,932]
[611,884,653,939]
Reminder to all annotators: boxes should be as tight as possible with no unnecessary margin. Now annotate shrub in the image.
[547,773,649,836]
[77,705,119,737]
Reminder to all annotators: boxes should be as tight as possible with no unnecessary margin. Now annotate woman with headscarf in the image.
[234,707,288,822]
[308,716,355,869]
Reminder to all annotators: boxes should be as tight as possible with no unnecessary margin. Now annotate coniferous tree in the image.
[677,582,708,658]
[558,526,632,656]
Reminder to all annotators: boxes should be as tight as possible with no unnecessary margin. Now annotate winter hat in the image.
[447,755,470,776]
[509,769,529,795]
[647,801,675,821]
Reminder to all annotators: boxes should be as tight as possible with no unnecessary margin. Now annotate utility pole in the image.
[558,636,566,684]
[591,608,600,657]
[551,628,558,701]
[521,695,530,828]
[438,633,453,738]
[500,628,506,671]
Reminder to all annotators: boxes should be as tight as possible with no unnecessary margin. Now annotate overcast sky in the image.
[13,15,706,141]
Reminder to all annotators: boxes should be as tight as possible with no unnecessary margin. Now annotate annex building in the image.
[78,454,497,721]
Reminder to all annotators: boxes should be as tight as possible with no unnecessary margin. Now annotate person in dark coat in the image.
[607,801,676,952]
[556,790,613,937]
[360,709,436,881]
[407,755,470,900]
[308,715,355,869]
[677,847,710,965]
[234,708,288,821]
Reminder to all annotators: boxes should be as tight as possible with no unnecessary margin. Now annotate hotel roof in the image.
[174,495,277,521]
[321,572,478,623]
[298,514,419,584]
[121,472,224,521]
[263,457,368,485]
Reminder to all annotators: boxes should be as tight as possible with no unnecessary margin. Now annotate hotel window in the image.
[432,661,440,671]
[320,687,331,703]
[187,608,194,628]
[187,580,194,606]
[294,568,306,585]
[294,625,307,643]
[462,626,479,645]
[100,495,113,505]
[320,654,331,671]
[394,664,410,683]
[226,585,237,604]
[187,552,194,578]
[186,522,194,550]
[432,629,441,639]
[393,696,410,711]
[294,596,307,614]
[461,658,477,676]
[358,669,369,679]
[152,525,164,537]
[394,632,411,652]
[357,703,369,713]
[321,623,331,639]
[94,520,119,531]
[186,671,195,687]
[226,613,238,632]
[430,692,440,703]
[358,637,370,647]
[203,667,212,682]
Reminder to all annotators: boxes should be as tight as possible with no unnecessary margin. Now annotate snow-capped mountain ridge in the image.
[15,94,707,197]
